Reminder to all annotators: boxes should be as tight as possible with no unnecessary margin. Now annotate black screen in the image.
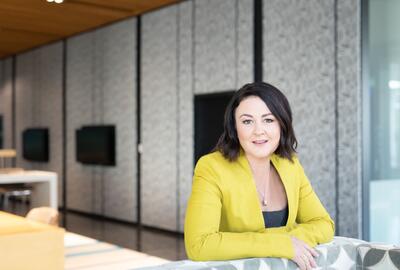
[194,91,235,164]
[22,128,49,162]
[76,125,116,166]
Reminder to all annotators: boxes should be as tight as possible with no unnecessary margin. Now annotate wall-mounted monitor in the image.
[194,91,235,164]
[76,125,116,166]
[22,128,49,162]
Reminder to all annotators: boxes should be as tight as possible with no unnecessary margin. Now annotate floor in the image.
[65,231,171,269]
[3,200,187,262]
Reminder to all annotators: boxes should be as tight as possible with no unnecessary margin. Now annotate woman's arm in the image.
[184,158,294,261]
[287,158,335,247]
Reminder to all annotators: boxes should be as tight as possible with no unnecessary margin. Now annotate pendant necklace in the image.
[256,164,271,207]
[262,165,270,206]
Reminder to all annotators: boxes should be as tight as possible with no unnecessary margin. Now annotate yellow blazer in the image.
[184,151,334,261]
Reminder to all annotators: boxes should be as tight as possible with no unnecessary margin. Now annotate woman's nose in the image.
[253,122,265,135]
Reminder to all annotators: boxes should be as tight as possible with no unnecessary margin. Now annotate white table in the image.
[0,170,57,209]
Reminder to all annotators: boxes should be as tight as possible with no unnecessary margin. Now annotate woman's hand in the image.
[290,237,319,270]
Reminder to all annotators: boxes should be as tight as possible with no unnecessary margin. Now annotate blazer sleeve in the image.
[184,157,294,261]
[287,158,335,247]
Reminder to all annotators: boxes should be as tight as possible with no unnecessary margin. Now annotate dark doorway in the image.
[194,91,235,165]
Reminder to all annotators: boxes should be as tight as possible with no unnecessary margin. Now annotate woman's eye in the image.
[263,118,273,123]
[242,119,252,125]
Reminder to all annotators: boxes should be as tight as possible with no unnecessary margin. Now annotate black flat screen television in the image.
[194,91,235,164]
[76,125,116,166]
[22,128,49,162]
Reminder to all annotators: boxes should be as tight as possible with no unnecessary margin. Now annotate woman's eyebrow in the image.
[239,113,272,118]
[239,114,254,118]
[262,113,273,117]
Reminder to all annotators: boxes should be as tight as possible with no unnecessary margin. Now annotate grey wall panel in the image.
[141,0,253,232]
[38,43,63,207]
[194,0,237,94]
[99,18,137,222]
[0,58,13,149]
[67,33,98,214]
[263,0,336,219]
[141,5,178,231]
[237,0,254,88]
[66,18,137,222]
[179,0,253,232]
[15,54,34,170]
[337,0,361,238]
[177,0,194,232]
[15,43,63,206]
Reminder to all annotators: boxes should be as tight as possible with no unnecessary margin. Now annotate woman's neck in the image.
[245,154,271,172]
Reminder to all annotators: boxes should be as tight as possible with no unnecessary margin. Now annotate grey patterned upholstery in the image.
[138,237,400,270]
[357,243,400,269]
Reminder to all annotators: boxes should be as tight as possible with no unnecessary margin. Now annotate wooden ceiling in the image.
[0,0,181,59]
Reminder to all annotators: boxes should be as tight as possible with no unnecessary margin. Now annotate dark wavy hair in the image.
[214,82,297,161]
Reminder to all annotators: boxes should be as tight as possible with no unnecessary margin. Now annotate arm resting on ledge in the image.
[184,173,294,261]
[184,155,334,261]
[287,158,335,246]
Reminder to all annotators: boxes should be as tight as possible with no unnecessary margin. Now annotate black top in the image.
[262,206,289,228]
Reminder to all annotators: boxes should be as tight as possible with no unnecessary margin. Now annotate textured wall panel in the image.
[139,0,253,232]
[0,58,13,149]
[15,53,34,169]
[141,5,178,231]
[237,0,254,88]
[15,43,63,206]
[337,0,361,238]
[263,0,336,219]
[99,18,137,222]
[67,33,98,214]
[66,18,137,222]
[175,0,253,232]
[177,0,194,233]
[194,0,236,93]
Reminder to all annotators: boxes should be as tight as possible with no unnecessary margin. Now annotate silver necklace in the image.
[255,164,271,206]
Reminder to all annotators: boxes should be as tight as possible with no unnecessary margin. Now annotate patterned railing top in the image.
[138,237,400,270]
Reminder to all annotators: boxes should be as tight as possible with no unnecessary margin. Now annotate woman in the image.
[184,82,334,270]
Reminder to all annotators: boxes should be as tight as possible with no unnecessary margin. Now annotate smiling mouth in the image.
[252,140,268,144]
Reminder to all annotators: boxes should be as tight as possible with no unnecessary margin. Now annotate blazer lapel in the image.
[236,152,295,229]
[271,154,294,226]
[237,153,265,230]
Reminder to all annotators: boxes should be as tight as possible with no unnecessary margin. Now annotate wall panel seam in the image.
[136,15,142,226]
[191,0,196,95]
[62,39,67,211]
[11,56,16,152]
[254,0,263,82]
[334,0,340,235]
[176,4,181,232]
[234,0,239,88]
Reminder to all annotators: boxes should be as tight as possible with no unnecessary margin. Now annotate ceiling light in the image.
[46,0,54,2]
[389,80,400,90]
[54,0,64,3]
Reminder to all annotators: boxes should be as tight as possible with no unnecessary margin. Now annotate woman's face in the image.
[235,96,281,161]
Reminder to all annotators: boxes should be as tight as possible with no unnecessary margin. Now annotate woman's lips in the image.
[252,140,268,144]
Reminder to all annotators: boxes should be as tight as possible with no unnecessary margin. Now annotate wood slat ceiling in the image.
[0,0,181,59]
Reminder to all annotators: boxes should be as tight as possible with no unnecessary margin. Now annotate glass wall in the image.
[366,0,400,244]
